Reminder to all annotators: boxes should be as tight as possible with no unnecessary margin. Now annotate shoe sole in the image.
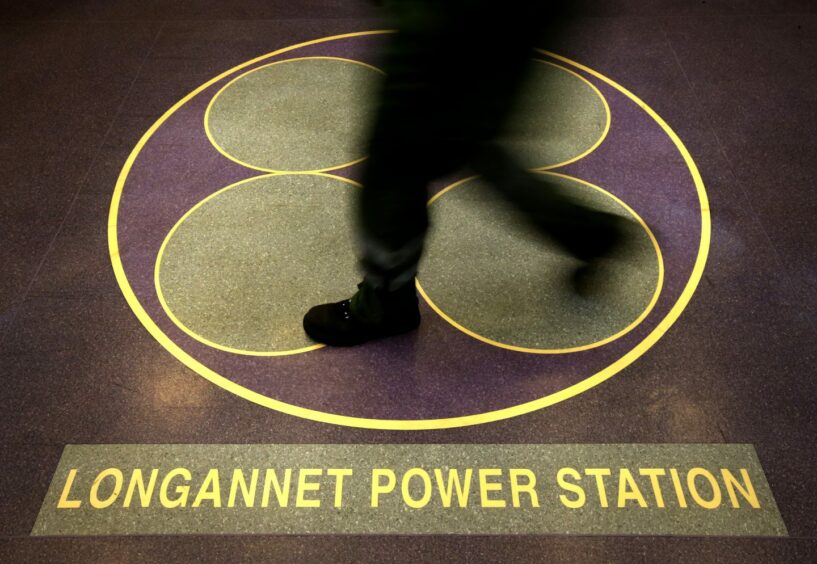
[303,316,420,347]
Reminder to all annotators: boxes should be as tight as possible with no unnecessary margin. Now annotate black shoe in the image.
[303,282,421,346]
[545,207,631,263]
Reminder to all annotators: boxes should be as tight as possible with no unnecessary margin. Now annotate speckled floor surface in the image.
[1,0,817,561]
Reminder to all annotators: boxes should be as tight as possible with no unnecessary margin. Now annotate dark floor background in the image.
[1,0,816,561]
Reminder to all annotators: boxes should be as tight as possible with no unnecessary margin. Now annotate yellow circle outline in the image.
[528,60,611,171]
[416,171,664,354]
[109,31,710,430]
[155,172,362,357]
[204,56,385,174]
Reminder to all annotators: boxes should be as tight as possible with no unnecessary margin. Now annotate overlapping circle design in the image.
[110,31,709,429]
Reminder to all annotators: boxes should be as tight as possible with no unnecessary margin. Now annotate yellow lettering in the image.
[228,469,259,508]
[617,469,648,508]
[371,469,396,508]
[262,469,291,508]
[557,467,585,509]
[639,469,666,508]
[669,468,688,508]
[160,468,191,508]
[722,468,760,509]
[585,468,612,508]
[90,468,123,509]
[328,469,353,508]
[687,468,721,509]
[123,469,158,508]
[193,469,222,508]
[296,469,322,508]
[57,469,82,509]
[434,468,472,508]
[509,469,539,508]
[479,469,506,508]
[401,468,432,509]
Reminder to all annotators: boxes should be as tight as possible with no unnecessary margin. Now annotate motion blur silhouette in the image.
[304,0,633,346]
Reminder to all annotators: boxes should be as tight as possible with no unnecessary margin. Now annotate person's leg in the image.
[355,0,547,292]
[304,0,623,346]
[472,146,632,263]
[303,1,466,345]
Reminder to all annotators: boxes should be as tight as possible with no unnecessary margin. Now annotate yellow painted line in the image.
[109,32,710,430]
[532,59,612,171]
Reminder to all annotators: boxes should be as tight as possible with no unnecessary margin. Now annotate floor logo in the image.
[35,445,783,536]
[109,31,710,429]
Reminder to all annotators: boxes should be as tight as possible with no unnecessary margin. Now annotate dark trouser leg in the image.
[357,0,546,290]
[472,146,631,262]
[303,0,618,345]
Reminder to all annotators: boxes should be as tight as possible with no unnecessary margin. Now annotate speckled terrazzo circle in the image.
[418,174,661,351]
[503,60,609,169]
[205,57,381,172]
[156,174,360,354]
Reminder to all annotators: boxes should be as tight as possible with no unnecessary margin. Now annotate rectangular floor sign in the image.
[33,444,786,536]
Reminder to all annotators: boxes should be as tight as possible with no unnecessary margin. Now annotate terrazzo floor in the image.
[1,0,816,561]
